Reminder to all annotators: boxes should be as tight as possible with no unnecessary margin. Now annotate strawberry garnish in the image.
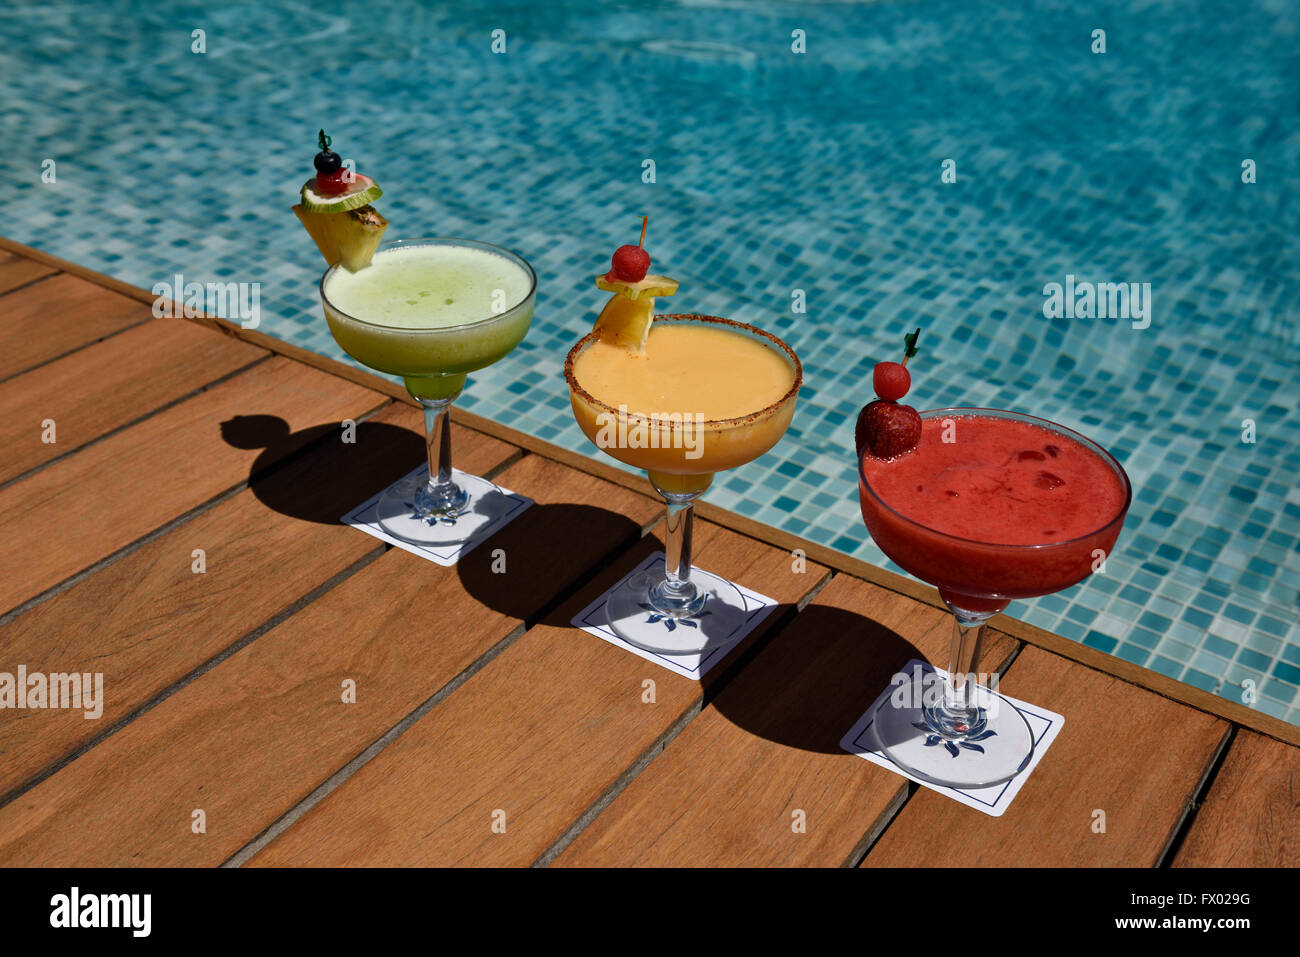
[856,400,922,459]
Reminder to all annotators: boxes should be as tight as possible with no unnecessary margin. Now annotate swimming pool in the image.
[4,0,1297,723]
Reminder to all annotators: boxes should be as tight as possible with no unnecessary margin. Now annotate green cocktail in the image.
[320,238,536,545]
[323,239,535,399]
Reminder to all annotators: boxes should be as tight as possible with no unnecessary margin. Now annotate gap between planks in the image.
[0,270,66,303]
[0,398,396,630]
[0,354,271,495]
[221,617,532,867]
[1154,724,1237,868]
[0,277,156,388]
[0,546,387,812]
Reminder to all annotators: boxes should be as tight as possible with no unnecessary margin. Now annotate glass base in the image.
[869,670,1035,789]
[605,564,749,656]
[375,471,508,547]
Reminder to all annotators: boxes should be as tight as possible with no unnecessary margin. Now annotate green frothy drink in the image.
[321,239,536,399]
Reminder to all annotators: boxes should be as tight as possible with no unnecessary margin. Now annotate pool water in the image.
[3,1,1297,722]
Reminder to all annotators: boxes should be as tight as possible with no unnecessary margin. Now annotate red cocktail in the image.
[858,408,1131,788]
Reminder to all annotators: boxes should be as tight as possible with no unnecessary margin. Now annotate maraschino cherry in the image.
[609,215,651,282]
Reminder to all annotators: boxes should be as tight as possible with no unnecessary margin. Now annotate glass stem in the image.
[415,395,468,515]
[423,398,454,493]
[645,484,708,616]
[661,495,696,601]
[943,612,987,716]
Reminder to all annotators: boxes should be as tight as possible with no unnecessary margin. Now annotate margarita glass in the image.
[858,408,1131,788]
[566,314,801,655]
[321,238,536,545]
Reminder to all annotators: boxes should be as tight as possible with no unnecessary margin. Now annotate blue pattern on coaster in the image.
[341,465,531,567]
[912,718,999,759]
[3,0,1297,722]
[572,552,777,680]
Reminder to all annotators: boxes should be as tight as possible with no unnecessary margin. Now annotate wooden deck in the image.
[0,237,1295,868]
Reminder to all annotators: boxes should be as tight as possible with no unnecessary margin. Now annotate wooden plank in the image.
[0,251,56,295]
[0,274,150,380]
[0,456,659,866]
[248,523,830,867]
[0,403,515,799]
[0,357,385,616]
[554,573,1018,866]
[1171,730,1300,867]
[863,646,1229,867]
[0,237,157,307]
[0,318,266,484]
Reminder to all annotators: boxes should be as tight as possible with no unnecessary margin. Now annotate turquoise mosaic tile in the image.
[1,0,1296,723]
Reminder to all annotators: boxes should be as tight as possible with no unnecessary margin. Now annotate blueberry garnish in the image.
[313,128,342,173]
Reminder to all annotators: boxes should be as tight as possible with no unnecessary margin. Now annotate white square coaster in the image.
[840,659,1065,817]
[341,465,532,567]
[571,551,778,680]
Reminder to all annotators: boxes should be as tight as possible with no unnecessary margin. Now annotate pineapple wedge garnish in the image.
[593,294,656,351]
[592,273,678,352]
[293,204,388,271]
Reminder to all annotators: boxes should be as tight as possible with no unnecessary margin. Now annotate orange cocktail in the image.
[565,313,801,656]
[568,316,798,494]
